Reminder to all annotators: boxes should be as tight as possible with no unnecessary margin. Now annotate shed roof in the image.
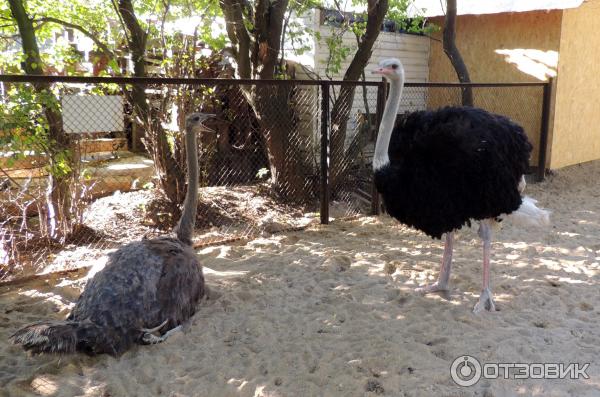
[410,0,585,17]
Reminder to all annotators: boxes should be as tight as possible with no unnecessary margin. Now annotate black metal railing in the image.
[0,74,551,280]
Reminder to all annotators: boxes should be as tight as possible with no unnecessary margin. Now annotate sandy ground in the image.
[1,161,600,397]
[10,185,319,279]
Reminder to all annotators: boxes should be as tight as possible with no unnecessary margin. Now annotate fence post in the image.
[320,82,330,225]
[537,77,553,182]
[371,80,387,215]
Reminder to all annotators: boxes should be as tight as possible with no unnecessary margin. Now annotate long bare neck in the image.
[174,126,198,245]
[373,72,405,171]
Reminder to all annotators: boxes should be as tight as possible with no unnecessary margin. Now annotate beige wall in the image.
[428,11,562,164]
[551,0,600,168]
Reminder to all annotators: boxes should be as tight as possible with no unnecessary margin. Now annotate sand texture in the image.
[1,161,600,396]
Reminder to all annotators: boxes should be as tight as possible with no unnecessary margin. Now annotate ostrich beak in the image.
[198,114,217,132]
[372,67,392,75]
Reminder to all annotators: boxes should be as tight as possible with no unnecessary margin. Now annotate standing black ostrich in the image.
[372,58,549,312]
[11,113,213,355]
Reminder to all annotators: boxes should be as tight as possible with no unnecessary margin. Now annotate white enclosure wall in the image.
[62,95,124,134]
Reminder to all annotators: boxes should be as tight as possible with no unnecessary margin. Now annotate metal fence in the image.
[0,75,551,281]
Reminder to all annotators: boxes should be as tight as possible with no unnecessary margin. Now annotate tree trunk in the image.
[443,0,473,106]
[252,0,310,199]
[220,0,310,200]
[252,84,311,200]
[8,0,73,240]
[329,0,389,189]
[118,0,148,154]
[118,0,186,208]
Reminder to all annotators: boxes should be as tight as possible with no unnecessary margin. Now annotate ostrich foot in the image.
[415,281,449,294]
[473,288,496,313]
[141,325,183,345]
[140,319,168,334]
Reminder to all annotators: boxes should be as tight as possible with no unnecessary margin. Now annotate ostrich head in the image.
[185,112,215,132]
[372,58,405,81]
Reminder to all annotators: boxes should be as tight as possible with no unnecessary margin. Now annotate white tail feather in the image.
[508,196,550,227]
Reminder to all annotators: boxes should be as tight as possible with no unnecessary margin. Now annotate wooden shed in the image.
[415,0,600,170]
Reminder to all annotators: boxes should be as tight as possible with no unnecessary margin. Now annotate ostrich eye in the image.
[193,116,200,122]
[391,64,398,70]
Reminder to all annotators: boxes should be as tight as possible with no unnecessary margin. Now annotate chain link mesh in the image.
[328,84,379,219]
[0,78,546,281]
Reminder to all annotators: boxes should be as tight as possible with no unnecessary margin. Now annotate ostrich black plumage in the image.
[11,113,213,355]
[372,58,549,312]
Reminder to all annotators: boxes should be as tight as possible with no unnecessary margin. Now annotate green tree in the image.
[220,0,304,198]
[4,0,74,241]
[220,0,425,196]
[1,0,426,209]
[1,0,225,213]
[113,0,227,211]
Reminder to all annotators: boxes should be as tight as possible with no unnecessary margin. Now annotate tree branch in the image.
[7,0,43,75]
[33,17,115,60]
[0,34,20,41]
[255,0,289,79]
[118,0,147,77]
[110,0,131,45]
[220,0,252,78]
[279,5,293,68]
[159,0,170,59]
[442,0,473,106]
[342,0,389,81]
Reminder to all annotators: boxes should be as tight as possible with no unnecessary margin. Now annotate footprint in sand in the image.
[281,235,300,245]
[322,255,352,272]
[383,261,402,275]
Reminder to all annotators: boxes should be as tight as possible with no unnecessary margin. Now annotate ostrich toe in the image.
[140,319,168,334]
[415,281,449,294]
[473,288,496,313]
[141,325,183,344]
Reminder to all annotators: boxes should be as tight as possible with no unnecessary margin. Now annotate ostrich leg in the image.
[474,219,496,313]
[416,232,454,293]
[141,325,183,345]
